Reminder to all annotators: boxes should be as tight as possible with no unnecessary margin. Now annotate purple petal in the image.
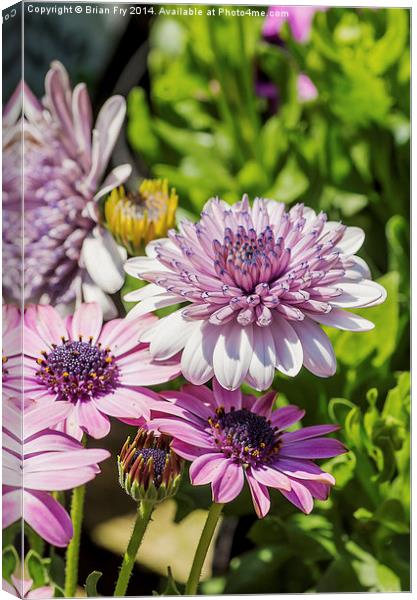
[189,453,227,485]
[281,424,340,443]
[280,438,347,459]
[246,469,271,518]
[273,458,335,485]
[71,302,103,342]
[24,490,73,547]
[279,479,314,514]
[270,405,305,430]
[76,401,111,439]
[211,460,244,503]
[251,465,291,491]
[213,378,242,411]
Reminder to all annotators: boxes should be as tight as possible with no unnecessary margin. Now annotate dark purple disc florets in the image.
[209,407,279,466]
[133,447,169,488]
[36,338,119,402]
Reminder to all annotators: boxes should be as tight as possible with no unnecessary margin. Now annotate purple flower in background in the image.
[20,302,180,440]
[263,5,327,44]
[2,400,109,546]
[125,196,386,391]
[151,381,345,517]
[297,73,318,102]
[2,576,54,599]
[2,62,131,317]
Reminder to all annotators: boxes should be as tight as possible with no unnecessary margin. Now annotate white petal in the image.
[270,314,303,376]
[247,326,276,391]
[124,283,167,302]
[93,164,132,202]
[181,321,219,385]
[212,322,253,390]
[125,294,182,320]
[81,276,118,320]
[124,256,169,278]
[81,227,125,294]
[331,281,385,308]
[292,319,336,377]
[335,226,365,255]
[150,310,199,360]
[306,308,374,331]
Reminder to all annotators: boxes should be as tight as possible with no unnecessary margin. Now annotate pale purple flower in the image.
[2,399,109,547]
[124,196,386,391]
[263,6,327,44]
[19,302,180,440]
[297,73,318,102]
[3,575,54,599]
[151,381,345,517]
[2,62,131,318]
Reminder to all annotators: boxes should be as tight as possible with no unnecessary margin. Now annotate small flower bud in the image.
[118,429,183,504]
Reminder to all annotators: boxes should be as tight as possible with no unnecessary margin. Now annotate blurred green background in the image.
[10,4,409,595]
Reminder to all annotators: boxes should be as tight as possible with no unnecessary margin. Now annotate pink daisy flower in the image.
[2,399,109,547]
[3,575,53,599]
[151,381,346,517]
[125,197,386,391]
[20,302,180,440]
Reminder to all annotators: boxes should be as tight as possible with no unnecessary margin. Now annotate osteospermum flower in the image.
[104,179,178,255]
[151,381,346,517]
[2,399,109,546]
[20,302,180,439]
[2,62,131,317]
[125,196,386,391]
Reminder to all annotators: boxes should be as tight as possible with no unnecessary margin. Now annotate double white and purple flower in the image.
[18,302,180,440]
[125,196,386,391]
[151,381,345,517]
[2,399,109,547]
[3,62,131,317]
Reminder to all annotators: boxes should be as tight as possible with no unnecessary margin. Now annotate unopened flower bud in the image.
[118,429,183,504]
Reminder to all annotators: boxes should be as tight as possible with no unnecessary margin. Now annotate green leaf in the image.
[85,571,102,597]
[266,155,309,203]
[26,550,48,588]
[158,566,181,595]
[367,9,409,75]
[2,546,19,581]
[127,87,160,162]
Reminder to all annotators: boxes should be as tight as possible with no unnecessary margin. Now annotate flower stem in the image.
[114,501,154,597]
[64,483,86,597]
[185,502,224,595]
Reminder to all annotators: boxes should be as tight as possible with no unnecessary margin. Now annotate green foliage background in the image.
[125,5,410,594]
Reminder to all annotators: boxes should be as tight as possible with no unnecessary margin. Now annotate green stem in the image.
[114,502,154,596]
[64,484,86,597]
[185,502,224,595]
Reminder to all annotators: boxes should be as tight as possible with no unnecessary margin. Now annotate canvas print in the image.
[2,2,410,597]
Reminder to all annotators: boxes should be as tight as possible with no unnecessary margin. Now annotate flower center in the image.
[209,407,279,466]
[133,447,169,488]
[213,225,284,292]
[104,179,178,255]
[36,339,119,403]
